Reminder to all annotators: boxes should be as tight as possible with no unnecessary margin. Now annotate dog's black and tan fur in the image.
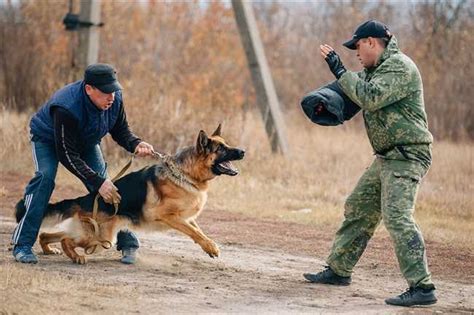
[15,125,245,264]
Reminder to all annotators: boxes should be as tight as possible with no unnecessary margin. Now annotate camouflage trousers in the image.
[327,155,434,289]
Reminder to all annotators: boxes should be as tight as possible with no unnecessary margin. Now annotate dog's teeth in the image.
[220,161,237,172]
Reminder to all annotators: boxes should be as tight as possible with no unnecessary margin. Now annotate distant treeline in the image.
[0,0,472,141]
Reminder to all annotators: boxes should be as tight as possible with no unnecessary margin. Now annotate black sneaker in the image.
[303,266,352,286]
[13,245,38,264]
[385,287,437,307]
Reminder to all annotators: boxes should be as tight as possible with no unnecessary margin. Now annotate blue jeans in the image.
[12,140,139,251]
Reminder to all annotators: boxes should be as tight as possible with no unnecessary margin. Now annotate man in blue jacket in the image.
[12,63,155,265]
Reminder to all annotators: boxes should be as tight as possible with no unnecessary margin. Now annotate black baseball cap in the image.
[343,20,391,50]
[84,63,123,93]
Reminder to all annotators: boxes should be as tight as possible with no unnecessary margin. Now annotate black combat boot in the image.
[385,287,437,307]
[303,266,352,286]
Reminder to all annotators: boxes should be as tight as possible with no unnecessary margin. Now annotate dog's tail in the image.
[15,198,79,223]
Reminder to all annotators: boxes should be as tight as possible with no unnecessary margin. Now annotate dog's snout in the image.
[237,149,245,159]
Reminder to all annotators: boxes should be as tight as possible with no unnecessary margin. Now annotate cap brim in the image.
[343,38,358,50]
[96,81,123,94]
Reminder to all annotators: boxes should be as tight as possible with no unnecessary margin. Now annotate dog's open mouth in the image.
[213,160,239,176]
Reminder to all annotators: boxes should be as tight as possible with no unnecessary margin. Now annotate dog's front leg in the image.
[160,215,219,258]
[189,219,204,234]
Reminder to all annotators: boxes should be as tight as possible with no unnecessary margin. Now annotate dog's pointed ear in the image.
[196,130,209,154]
[212,123,222,137]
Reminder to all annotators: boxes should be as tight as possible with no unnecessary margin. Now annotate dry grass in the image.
[0,107,473,249]
[0,261,126,314]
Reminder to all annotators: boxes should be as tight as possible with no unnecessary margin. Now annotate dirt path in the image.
[1,172,473,314]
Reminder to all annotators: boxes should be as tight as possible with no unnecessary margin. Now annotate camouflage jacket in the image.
[337,36,433,155]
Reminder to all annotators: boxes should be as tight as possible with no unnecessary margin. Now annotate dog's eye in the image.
[217,144,225,153]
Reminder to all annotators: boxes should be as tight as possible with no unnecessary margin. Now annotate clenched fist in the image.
[134,141,154,157]
[99,179,121,204]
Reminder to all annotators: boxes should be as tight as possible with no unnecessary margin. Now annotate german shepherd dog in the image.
[15,124,245,264]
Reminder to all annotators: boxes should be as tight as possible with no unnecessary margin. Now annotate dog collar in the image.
[161,157,200,193]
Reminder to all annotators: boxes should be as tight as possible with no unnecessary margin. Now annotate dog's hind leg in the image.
[61,238,86,264]
[39,231,65,255]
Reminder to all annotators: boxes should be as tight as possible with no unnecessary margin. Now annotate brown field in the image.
[1,109,473,313]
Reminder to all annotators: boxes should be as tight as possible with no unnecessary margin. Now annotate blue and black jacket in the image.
[30,80,141,191]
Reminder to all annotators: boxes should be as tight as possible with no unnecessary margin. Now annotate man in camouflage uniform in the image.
[303,20,437,307]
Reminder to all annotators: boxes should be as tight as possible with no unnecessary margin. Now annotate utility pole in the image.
[75,0,101,78]
[231,0,289,156]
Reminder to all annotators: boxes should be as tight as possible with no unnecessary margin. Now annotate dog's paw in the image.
[73,255,87,265]
[43,248,62,255]
[203,240,220,258]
